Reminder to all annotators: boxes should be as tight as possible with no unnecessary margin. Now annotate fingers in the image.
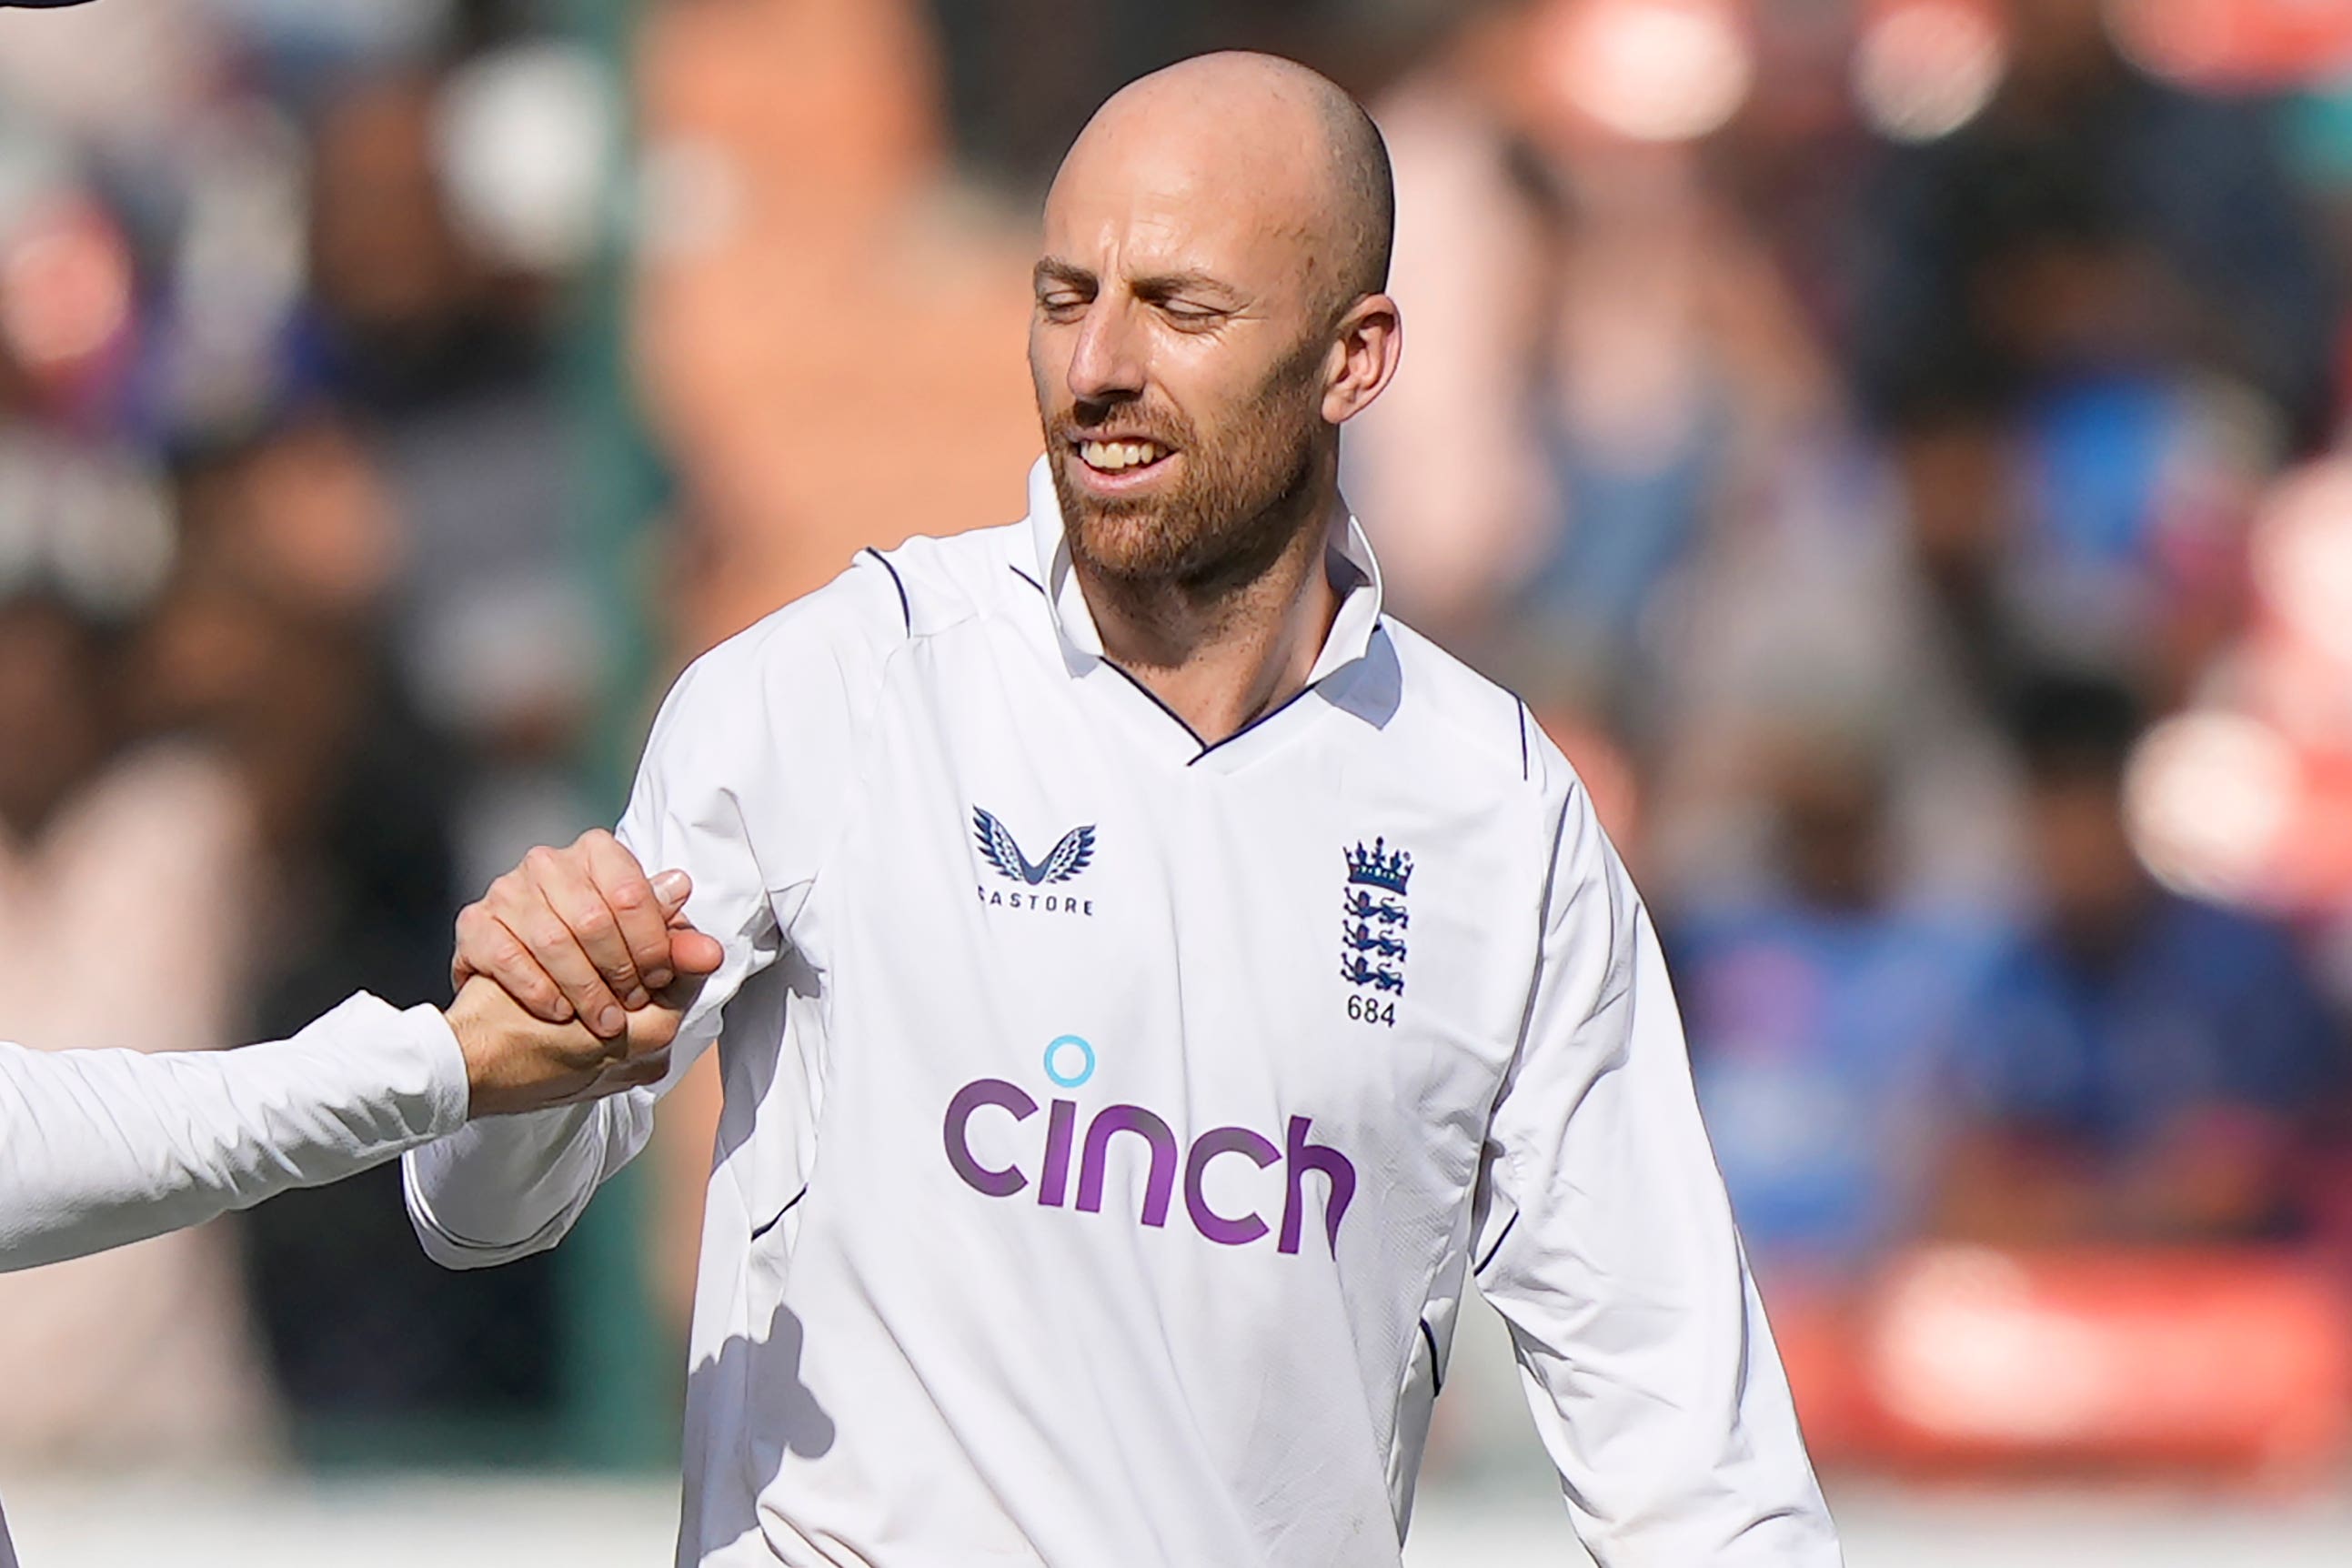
[507,869,631,1038]
[578,830,680,992]
[447,975,604,1119]
[453,835,706,1041]
[668,925,727,978]
[608,965,710,1098]
[584,1003,681,1101]
[520,838,648,1020]
[454,900,574,1024]
[623,970,705,1051]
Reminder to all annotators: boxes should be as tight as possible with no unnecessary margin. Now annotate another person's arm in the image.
[0,963,703,1274]
[0,997,458,1271]
[1470,760,1842,1565]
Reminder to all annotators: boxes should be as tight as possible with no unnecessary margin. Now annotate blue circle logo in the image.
[1042,1034,1096,1089]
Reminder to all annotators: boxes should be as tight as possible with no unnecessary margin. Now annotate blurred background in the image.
[4,0,2352,1562]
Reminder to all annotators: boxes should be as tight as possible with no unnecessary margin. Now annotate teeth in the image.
[1079,440,1163,472]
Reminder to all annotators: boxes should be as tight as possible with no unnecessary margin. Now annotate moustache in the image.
[1048,407,1195,449]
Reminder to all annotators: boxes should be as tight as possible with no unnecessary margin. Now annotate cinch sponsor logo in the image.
[940,1034,1356,1256]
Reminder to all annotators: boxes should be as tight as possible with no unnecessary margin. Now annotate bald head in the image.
[1030,52,1406,599]
[1056,52,1394,315]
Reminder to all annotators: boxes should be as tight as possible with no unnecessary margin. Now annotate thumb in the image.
[651,868,693,918]
[669,927,726,977]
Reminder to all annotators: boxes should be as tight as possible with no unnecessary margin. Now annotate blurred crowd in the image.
[1335,0,2352,1282]
[1331,0,2352,1479]
[4,0,2352,1491]
[0,0,604,1466]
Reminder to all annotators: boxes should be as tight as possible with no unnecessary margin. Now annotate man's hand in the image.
[453,829,727,1040]
[446,965,709,1119]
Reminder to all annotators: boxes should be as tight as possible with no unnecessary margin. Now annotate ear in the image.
[1322,293,1402,426]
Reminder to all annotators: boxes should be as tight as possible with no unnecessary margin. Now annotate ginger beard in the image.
[1044,330,1331,597]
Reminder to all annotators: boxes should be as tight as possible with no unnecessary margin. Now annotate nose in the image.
[1065,295,1145,407]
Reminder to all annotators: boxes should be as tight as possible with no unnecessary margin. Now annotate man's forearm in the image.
[404,1090,657,1268]
[0,994,468,1271]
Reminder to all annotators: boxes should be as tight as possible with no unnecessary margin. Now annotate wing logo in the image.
[974,807,1097,887]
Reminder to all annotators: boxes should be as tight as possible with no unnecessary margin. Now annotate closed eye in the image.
[1132,269,1241,327]
[1032,256,1097,320]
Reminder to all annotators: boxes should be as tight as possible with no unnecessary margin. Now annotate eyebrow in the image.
[1032,257,1241,305]
[1034,257,1094,292]
[1131,269,1240,305]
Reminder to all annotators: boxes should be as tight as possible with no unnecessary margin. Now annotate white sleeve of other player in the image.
[0,993,469,1273]
[1469,770,1843,1565]
[404,558,901,1271]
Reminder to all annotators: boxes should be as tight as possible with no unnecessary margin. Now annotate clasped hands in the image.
[441,830,721,1118]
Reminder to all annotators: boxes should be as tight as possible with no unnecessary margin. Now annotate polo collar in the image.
[1020,454,1384,686]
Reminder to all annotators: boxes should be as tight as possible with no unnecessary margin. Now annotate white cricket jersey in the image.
[0,993,468,1566]
[405,459,1841,1567]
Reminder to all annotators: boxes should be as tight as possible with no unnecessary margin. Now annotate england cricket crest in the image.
[1341,837,1411,1023]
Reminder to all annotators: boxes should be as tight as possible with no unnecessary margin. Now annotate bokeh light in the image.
[2251,457,2352,671]
[0,434,176,620]
[2107,0,2352,92]
[1854,0,2007,144]
[0,196,132,375]
[1538,0,1755,143]
[1874,1249,2106,1442]
[2126,709,2302,904]
[436,40,617,276]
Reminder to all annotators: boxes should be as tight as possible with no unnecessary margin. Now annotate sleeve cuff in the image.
[397,1001,474,1137]
[305,991,474,1141]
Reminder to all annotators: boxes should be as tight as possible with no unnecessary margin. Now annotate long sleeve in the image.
[1469,774,1842,1564]
[404,558,904,1271]
[403,656,784,1269]
[0,992,468,1273]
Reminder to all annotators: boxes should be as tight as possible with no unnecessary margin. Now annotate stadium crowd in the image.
[1,0,2349,1491]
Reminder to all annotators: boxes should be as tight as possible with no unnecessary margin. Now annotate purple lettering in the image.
[1183,1126,1279,1245]
[1279,1115,1356,1257]
[1077,1104,1178,1228]
[945,1070,1354,1255]
[943,1078,1037,1197]
[1038,1098,1078,1207]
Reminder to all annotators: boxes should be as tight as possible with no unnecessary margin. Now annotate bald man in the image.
[408,54,1842,1567]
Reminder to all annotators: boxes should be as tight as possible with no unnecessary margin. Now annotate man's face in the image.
[1029,122,1337,588]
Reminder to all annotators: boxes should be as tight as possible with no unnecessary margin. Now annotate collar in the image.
[1020,454,1385,686]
